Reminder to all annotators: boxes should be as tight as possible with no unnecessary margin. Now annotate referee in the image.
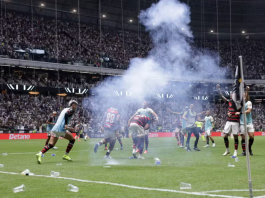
[183,104,205,152]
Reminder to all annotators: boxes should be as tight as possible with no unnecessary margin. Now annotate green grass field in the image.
[0,136,265,198]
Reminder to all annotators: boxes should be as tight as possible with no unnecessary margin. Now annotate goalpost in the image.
[239,56,253,198]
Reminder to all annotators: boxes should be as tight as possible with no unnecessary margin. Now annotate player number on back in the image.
[106,113,115,123]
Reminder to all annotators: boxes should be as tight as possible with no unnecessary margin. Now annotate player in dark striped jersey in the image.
[94,107,120,158]
[129,115,150,159]
[217,84,241,157]
[128,101,158,154]
[166,109,183,146]
[45,112,58,147]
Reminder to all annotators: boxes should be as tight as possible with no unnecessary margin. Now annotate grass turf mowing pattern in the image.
[0,136,265,198]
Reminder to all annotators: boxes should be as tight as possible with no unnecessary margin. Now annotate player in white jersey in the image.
[204,110,215,147]
[240,87,254,156]
[83,122,89,141]
[128,101,158,154]
[36,100,78,164]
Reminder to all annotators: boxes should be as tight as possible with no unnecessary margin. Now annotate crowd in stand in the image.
[0,11,265,132]
[0,93,265,133]
[1,12,265,78]
[0,12,150,69]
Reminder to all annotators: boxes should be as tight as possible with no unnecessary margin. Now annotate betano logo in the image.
[9,134,30,140]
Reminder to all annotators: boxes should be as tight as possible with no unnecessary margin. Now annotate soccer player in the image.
[166,108,182,146]
[75,121,82,141]
[83,122,89,141]
[128,101,158,154]
[94,107,120,158]
[216,84,241,157]
[120,126,125,138]
[180,106,189,148]
[36,100,78,164]
[183,104,205,152]
[195,117,205,142]
[240,87,254,156]
[204,110,215,147]
[129,114,150,159]
[45,111,58,149]
[116,133,123,150]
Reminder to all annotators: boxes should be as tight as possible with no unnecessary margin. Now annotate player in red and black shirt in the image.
[45,111,58,147]
[94,107,120,158]
[167,109,183,146]
[217,84,241,157]
[129,115,150,159]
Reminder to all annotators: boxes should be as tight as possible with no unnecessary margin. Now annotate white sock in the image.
[85,136,87,140]
[133,149,136,153]
[65,152,69,155]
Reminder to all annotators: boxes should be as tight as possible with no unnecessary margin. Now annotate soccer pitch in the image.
[0,137,265,198]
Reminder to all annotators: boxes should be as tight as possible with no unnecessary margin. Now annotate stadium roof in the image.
[3,0,265,39]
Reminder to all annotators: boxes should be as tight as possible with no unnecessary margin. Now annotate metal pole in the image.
[229,0,232,67]
[121,0,125,69]
[78,0,81,65]
[239,56,253,198]
[98,0,102,80]
[216,0,220,58]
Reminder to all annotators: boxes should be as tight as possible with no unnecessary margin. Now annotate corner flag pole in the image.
[239,56,253,198]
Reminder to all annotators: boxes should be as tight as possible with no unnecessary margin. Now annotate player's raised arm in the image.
[197,111,206,116]
[166,108,182,115]
[216,84,228,103]
[151,111,159,121]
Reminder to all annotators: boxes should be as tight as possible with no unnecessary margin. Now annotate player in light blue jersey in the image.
[240,87,254,156]
[36,100,78,164]
[204,110,215,148]
[128,101,158,154]
[44,111,58,148]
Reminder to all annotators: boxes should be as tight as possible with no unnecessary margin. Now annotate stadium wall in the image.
[0,132,265,140]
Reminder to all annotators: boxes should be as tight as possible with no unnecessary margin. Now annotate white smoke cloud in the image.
[84,0,226,109]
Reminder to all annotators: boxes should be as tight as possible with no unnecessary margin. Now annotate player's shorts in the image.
[83,131,87,135]
[240,124,255,134]
[175,127,181,133]
[129,123,144,138]
[181,128,187,135]
[47,131,52,136]
[223,121,239,135]
[205,129,211,136]
[51,131,66,138]
[104,129,116,141]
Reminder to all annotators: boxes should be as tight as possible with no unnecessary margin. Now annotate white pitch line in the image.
[204,189,265,193]
[0,171,245,198]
